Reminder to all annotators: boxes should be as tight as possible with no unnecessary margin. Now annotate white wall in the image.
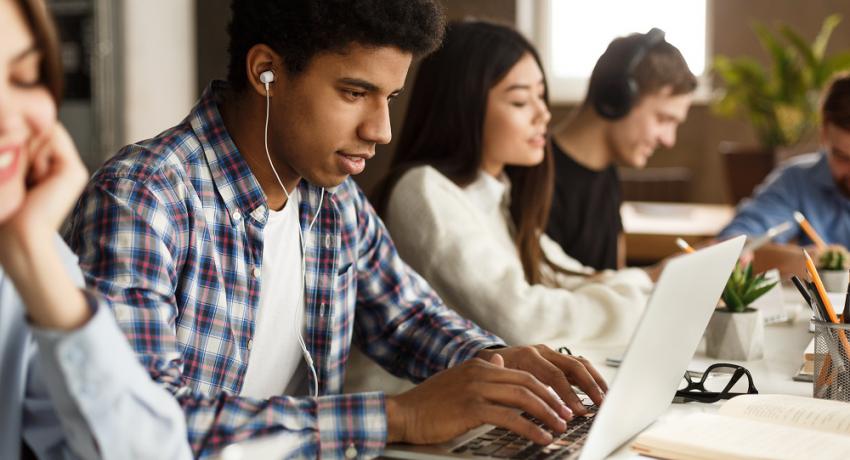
[122,0,196,143]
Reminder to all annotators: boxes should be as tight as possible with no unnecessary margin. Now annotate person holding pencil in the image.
[718,74,850,251]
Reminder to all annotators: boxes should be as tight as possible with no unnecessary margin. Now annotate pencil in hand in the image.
[794,211,827,250]
[675,238,695,254]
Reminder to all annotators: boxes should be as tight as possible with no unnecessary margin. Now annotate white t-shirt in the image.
[240,190,308,398]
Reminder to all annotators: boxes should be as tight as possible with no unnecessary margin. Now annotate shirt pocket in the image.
[332,264,357,328]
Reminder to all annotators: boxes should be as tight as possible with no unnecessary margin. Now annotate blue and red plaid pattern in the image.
[63,81,504,459]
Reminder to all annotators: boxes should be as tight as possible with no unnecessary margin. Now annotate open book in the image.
[631,394,850,460]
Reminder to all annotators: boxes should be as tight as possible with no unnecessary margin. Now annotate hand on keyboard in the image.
[386,353,572,446]
[475,345,607,415]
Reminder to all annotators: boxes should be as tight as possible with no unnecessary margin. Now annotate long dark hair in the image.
[376,19,554,284]
[18,0,63,104]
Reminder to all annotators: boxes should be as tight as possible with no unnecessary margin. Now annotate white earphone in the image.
[260,70,275,86]
[259,68,324,397]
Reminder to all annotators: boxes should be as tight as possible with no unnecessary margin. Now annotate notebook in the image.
[383,235,745,460]
[631,394,850,459]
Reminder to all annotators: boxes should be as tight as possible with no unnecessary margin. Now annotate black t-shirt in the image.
[546,140,622,271]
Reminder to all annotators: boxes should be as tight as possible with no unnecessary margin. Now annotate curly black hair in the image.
[226,0,446,90]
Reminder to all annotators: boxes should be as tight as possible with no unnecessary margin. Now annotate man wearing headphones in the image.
[546,30,697,271]
[64,1,608,458]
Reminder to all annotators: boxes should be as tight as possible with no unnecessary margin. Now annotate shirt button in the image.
[324,234,332,248]
[232,210,242,222]
[247,339,253,350]
[345,444,358,459]
[252,267,261,279]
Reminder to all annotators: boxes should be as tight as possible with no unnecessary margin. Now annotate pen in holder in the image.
[812,320,850,401]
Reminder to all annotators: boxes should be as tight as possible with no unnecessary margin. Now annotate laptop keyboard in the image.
[451,406,598,459]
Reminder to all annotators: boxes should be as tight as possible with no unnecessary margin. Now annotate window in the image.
[517,0,711,103]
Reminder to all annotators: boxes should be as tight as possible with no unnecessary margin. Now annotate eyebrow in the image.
[338,77,403,96]
[504,80,545,93]
[659,111,685,123]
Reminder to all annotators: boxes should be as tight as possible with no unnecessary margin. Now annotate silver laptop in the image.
[384,235,745,460]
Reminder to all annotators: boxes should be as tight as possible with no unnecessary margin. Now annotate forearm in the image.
[720,189,798,241]
[31,302,192,460]
[0,228,90,330]
[174,388,388,458]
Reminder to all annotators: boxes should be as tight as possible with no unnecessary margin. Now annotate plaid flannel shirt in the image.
[63,81,504,459]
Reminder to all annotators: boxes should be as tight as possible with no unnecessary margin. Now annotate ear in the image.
[245,44,282,97]
[821,122,830,146]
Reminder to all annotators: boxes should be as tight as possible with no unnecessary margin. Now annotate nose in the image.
[659,125,676,149]
[359,100,392,145]
[535,98,551,126]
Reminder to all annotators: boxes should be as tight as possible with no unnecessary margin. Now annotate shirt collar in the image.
[190,81,328,226]
[813,150,838,191]
[463,170,512,213]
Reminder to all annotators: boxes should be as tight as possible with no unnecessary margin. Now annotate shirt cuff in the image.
[446,337,506,369]
[316,391,387,459]
[29,291,149,406]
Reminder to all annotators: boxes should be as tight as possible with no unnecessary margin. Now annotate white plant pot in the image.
[818,269,849,293]
[704,308,764,361]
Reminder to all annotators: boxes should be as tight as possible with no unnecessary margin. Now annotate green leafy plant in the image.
[712,14,850,148]
[721,262,778,313]
[818,246,850,271]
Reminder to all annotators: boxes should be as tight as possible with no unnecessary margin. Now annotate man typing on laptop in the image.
[63,1,606,457]
[386,236,745,459]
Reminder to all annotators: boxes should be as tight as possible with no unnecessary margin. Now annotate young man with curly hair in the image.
[64,1,607,458]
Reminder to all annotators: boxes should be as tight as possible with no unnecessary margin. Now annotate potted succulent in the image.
[712,14,850,203]
[817,245,850,292]
[705,263,778,361]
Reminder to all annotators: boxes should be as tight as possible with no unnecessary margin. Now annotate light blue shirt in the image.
[0,238,191,460]
[719,151,850,247]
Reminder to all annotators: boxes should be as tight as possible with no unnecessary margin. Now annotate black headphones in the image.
[592,28,666,120]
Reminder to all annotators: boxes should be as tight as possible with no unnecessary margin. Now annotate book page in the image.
[719,394,850,435]
[632,413,850,460]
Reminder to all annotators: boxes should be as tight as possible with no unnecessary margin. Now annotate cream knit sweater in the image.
[344,166,653,394]
[385,165,652,345]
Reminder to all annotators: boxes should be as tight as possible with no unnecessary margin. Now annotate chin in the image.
[0,191,24,225]
[306,172,349,189]
[630,151,653,168]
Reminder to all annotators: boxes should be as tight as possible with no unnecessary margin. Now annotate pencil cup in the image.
[812,320,850,401]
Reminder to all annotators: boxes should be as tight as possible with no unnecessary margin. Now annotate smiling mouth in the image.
[0,152,14,168]
[337,151,373,160]
[0,145,21,182]
[335,151,371,175]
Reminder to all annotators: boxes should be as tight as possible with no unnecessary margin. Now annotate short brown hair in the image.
[17,0,63,104]
[822,73,850,130]
[586,33,697,107]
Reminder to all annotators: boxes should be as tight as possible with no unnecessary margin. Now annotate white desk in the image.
[220,292,815,459]
[569,295,813,459]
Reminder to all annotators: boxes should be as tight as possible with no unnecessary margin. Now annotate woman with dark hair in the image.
[0,0,190,458]
[377,20,653,346]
